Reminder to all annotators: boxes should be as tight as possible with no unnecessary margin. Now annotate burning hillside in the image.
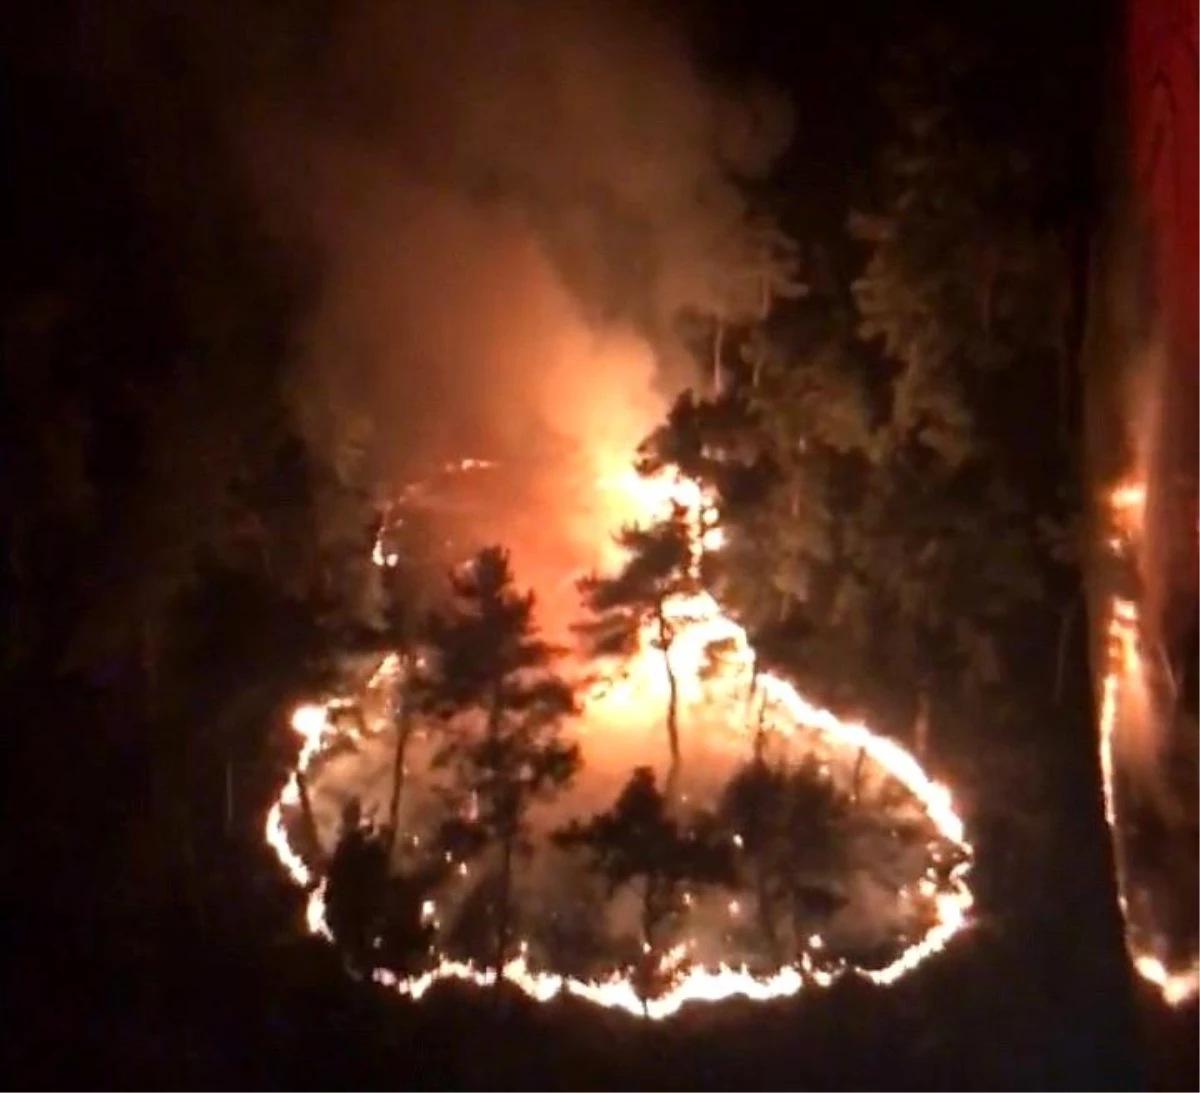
[266,461,974,1018]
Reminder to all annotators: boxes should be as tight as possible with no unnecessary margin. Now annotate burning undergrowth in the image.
[266,464,974,1018]
[301,674,958,976]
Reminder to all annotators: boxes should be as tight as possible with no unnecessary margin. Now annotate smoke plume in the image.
[67,0,793,617]
[230,0,792,582]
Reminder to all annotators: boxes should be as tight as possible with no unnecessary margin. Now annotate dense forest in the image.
[4,1,1189,1088]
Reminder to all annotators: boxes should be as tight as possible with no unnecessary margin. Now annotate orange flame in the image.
[266,463,976,1017]
[1096,476,1199,1008]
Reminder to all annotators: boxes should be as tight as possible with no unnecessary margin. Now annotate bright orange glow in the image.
[1097,475,1200,1009]
[267,461,975,1017]
[1133,953,1200,1008]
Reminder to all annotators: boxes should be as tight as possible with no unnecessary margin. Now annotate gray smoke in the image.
[70,0,793,618]
[230,0,793,480]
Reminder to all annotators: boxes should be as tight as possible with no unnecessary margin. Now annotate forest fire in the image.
[265,459,975,1018]
[1097,477,1200,1008]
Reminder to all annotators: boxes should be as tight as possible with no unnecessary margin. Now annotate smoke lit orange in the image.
[266,462,976,1016]
[1097,477,1200,1008]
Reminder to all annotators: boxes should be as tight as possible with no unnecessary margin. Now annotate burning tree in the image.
[556,766,732,1010]
[423,546,580,989]
[374,515,445,864]
[577,503,699,789]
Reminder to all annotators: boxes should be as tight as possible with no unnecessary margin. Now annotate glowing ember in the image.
[265,461,976,1017]
[1096,476,1199,1009]
[1133,953,1200,1009]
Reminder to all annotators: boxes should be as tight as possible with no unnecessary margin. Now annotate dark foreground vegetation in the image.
[4,1,1191,1088]
[311,538,960,997]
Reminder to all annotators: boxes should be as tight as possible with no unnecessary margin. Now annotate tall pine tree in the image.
[423,546,580,988]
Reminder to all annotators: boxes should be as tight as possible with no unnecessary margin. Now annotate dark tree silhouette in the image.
[556,766,732,1009]
[422,546,580,990]
[325,800,390,977]
[718,758,851,961]
[375,524,444,864]
[374,869,440,980]
[577,504,700,790]
[0,2,1153,1088]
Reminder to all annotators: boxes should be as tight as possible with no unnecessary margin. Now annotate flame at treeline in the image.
[1097,478,1200,1008]
[1098,12,1199,993]
[265,460,976,1018]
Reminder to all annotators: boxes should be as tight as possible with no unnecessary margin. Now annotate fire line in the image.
[266,462,976,1018]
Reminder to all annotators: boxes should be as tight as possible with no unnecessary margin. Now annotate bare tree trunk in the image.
[485,678,510,1004]
[741,760,779,961]
[384,668,414,865]
[752,693,768,763]
[789,886,806,968]
[641,876,656,954]
[665,657,680,776]
[663,672,682,798]
[638,876,660,1017]
[851,746,867,804]
[655,608,682,794]
[493,832,514,1001]
[384,719,411,863]
[755,863,780,963]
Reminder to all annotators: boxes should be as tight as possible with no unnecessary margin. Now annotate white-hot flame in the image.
[265,463,976,1017]
[1097,476,1199,1009]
